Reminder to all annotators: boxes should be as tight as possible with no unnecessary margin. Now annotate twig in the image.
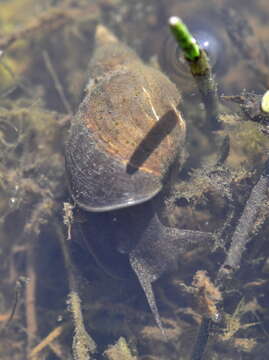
[0,8,72,52]
[42,50,73,115]
[25,240,38,358]
[0,4,100,53]
[191,318,211,360]
[23,198,56,357]
[2,277,27,329]
[29,324,68,359]
[217,158,269,283]
[56,220,96,359]
[192,158,269,359]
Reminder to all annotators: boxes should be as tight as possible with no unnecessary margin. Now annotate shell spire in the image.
[94,24,119,47]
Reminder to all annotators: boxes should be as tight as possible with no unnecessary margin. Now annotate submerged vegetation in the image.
[1,0,269,359]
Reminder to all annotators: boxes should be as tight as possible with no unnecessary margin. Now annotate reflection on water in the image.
[1,0,269,359]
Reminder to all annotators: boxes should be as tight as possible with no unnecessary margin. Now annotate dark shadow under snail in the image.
[65,25,212,334]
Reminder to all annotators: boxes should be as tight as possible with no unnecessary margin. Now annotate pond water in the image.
[1,0,269,359]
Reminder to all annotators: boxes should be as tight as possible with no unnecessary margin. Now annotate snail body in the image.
[65,25,210,333]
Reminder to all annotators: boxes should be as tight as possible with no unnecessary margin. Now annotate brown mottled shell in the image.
[65,26,186,212]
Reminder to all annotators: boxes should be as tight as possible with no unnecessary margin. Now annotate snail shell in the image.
[65,25,186,212]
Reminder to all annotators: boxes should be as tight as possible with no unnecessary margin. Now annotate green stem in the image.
[169,16,200,61]
[169,16,222,131]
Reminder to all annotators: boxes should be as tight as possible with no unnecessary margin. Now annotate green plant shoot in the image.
[169,16,200,61]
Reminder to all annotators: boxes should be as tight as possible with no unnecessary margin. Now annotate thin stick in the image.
[29,324,67,359]
[2,278,24,328]
[192,158,269,359]
[191,318,211,360]
[56,220,96,359]
[217,158,269,283]
[23,198,55,357]
[25,241,38,357]
[0,8,78,52]
[42,50,73,115]
[0,4,99,54]
[0,8,75,52]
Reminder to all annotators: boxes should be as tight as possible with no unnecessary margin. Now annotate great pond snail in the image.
[65,24,211,333]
